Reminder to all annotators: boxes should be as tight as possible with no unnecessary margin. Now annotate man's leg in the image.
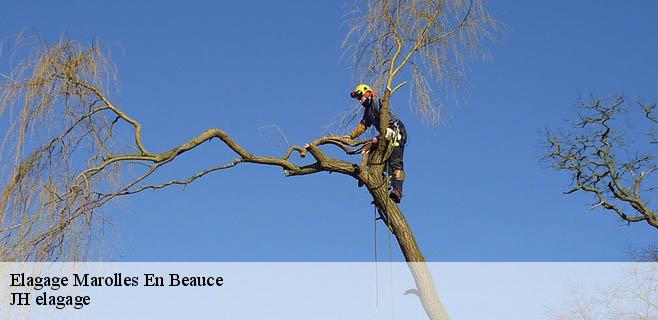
[388,145,405,203]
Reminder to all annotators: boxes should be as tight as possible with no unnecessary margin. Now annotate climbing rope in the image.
[388,226,395,320]
[370,130,401,319]
[385,161,395,320]
[373,204,379,314]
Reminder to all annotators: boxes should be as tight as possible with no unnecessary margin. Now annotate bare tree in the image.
[628,244,658,262]
[549,264,657,320]
[544,96,658,229]
[1,1,494,319]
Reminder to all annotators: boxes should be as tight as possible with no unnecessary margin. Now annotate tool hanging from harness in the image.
[385,121,403,147]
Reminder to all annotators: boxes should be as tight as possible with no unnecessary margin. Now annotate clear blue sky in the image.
[1,1,656,261]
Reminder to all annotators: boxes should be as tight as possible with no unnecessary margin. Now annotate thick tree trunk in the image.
[367,177,450,320]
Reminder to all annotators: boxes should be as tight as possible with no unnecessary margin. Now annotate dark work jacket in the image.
[359,98,400,133]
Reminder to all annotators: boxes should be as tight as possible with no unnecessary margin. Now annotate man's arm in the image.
[347,122,367,139]
[346,107,371,140]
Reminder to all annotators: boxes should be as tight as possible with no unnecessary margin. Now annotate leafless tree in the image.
[0,1,495,319]
[628,244,658,262]
[549,264,657,320]
[544,96,658,229]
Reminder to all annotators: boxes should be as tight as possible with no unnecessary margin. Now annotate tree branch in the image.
[544,96,658,229]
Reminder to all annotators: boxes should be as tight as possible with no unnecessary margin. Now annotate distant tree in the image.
[549,264,657,320]
[0,1,495,319]
[628,244,658,262]
[544,96,658,229]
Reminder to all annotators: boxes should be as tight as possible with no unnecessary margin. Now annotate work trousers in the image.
[387,120,407,190]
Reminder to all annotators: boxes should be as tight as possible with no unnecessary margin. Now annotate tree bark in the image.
[366,174,450,320]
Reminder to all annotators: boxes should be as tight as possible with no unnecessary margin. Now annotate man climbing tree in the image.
[0,1,495,319]
[346,84,407,203]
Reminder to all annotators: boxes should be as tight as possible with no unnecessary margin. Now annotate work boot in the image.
[390,187,403,203]
[390,175,404,203]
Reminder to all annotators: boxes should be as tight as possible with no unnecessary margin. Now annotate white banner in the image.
[1,263,656,319]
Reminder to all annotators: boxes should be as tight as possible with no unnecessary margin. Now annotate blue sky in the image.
[1,1,656,261]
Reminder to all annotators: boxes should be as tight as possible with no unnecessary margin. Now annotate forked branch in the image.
[0,39,370,261]
[544,96,658,228]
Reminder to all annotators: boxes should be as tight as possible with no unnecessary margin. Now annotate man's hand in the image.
[361,136,378,154]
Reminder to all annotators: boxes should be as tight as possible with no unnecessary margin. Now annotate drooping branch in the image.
[0,38,374,262]
[544,96,658,229]
[343,0,496,128]
[1,110,370,260]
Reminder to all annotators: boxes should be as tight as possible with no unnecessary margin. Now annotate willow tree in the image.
[0,1,494,319]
